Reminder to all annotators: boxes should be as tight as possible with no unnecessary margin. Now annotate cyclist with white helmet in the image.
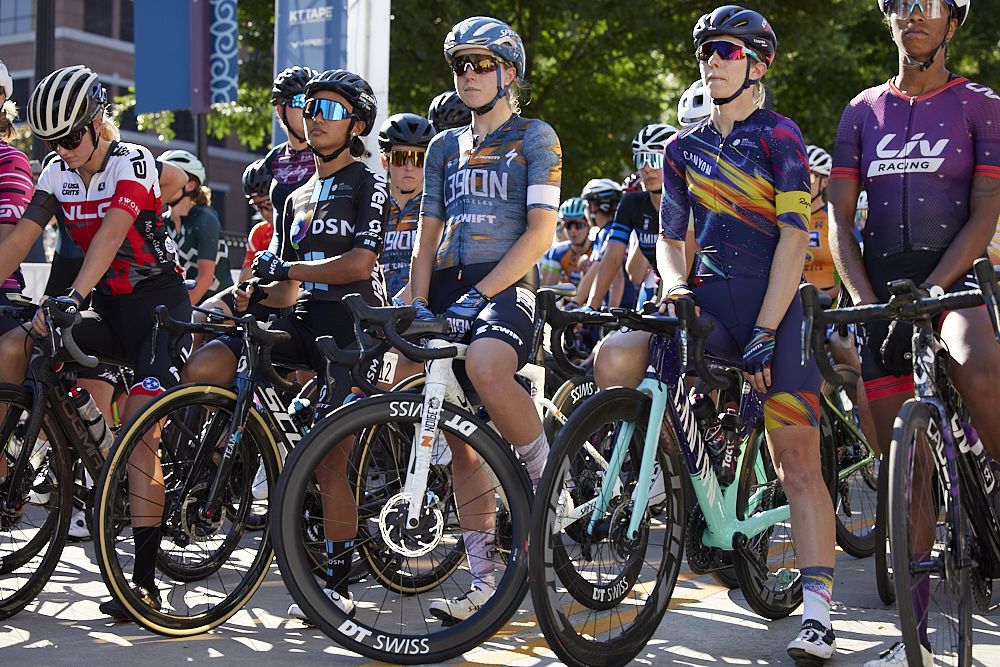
[541,197,591,286]
[677,78,713,126]
[585,123,677,309]
[378,112,436,299]
[826,2,1000,665]
[407,15,562,624]
[159,149,232,304]
[577,177,629,306]
[427,90,472,134]
[804,144,837,297]
[0,65,190,618]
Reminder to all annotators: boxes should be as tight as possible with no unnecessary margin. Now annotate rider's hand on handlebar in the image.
[34,296,78,337]
[234,280,263,313]
[656,284,697,317]
[742,325,776,393]
[251,251,292,282]
[880,319,914,376]
[410,297,436,321]
[443,287,489,340]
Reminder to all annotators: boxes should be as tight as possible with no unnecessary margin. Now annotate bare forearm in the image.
[587,244,626,308]
[756,231,807,330]
[286,253,374,285]
[409,219,443,302]
[0,222,41,283]
[828,178,876,305]
[655,237,687,288]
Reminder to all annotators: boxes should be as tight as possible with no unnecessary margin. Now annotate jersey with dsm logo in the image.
[660,109,811,282]
[277,161,388,305]
[421,115,562,270]
[832,78,1000,259]
[25,142,181,295]
[609,190,659,265]
[381,193,421,297]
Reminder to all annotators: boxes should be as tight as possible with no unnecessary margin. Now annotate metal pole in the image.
[32,0,56,160]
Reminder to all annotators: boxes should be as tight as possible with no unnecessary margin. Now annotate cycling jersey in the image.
[661,109,811,282]
[275,161,388,305]
[609,191,659,264]
[23,143,182,295]
[0,141,32,290]
[831,78,1000,259]
[264,142,315,240]
[421,115,562,270]
[804,205,837,290]
[381,193,421,297]
[168,204,233,296]
[540,240,589,285]
[243,220,273,269]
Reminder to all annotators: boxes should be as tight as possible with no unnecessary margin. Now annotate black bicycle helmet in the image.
[693,5,777,64]
[270,66,318,105]
[378,113,435,152]
[305,69,377,136]
[427,91,472,132]
[241,158,272,199]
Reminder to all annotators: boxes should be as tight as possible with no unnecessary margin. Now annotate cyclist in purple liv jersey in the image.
[826,3,1000,666]
[594,6,838,664]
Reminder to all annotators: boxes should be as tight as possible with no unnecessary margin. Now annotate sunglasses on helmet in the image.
[634,151,664,170]
[451,54,501,77]
[303,98,353,122]
[386,148,426,168]
[47,124,91,152]
[886,0,951,21]
[695,40,763,63]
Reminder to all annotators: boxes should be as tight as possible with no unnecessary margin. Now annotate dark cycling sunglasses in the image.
[303,98,352,122]
[451,54,501,77]
[47,124,90,152]
[696,40,763,63]
[563,219,588,231]
[387,149,426,168]
[251,198,273,214]
[286,93,306,109]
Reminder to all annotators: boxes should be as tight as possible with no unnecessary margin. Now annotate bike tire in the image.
[272,394,531,664]
[0,384,72,619]
[529,387,686,667]
[889,399,972,667]
[875,449,895,605]
[93,384,280,636]
[542,374,598,443]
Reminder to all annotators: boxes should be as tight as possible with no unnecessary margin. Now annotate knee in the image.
[953,359,1000,401]
[594,336,646,389]
[465,353,512,393]
[771,440,825,496]
[0,331,29,378]
[181,343,235,385]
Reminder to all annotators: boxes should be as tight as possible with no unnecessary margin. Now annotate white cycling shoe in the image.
[428,585,492,626]
[862,641,933,667]
[288,588,355,624]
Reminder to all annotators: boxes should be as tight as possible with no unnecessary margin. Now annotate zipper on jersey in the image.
[902,96,916,252]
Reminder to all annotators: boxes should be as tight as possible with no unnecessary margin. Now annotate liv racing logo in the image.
[868,133,949,177]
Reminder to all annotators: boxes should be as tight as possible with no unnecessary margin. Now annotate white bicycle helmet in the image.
[677,79,711,126]
[857,190,868,212]
[875,0,970,25]
[27,65,107,141]
[806,145,833,177]
[632,123,678,155]
[159,149,206,185]
[0,59,12,99]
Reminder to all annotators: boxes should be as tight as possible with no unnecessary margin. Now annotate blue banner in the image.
[210,0,239,105]
[134,0,191,113]
[273,0,348,143]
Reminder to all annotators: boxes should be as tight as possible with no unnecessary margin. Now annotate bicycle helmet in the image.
[159,149,206,185]
[378,113,435,152]
[427,91,472,132]
[27,65,107,141]
[693,5,777,64]
[0,59,12,99]
[806,145,832,177]
[305,69,377,136]
[875,0,970,26]
[857,190,868,213]
[632,123,679,155]
[271,66,318,105]
[444,16,526,115]
[558,197,587,222]
[581,178,622,214]
[678,79,712,126]
[241,159,272,199]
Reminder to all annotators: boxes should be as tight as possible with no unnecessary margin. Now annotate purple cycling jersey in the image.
[832,77,1000,259]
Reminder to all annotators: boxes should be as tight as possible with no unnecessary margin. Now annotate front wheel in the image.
[889,400,972,667]
[875,450,895,605]
[529,387,686,667]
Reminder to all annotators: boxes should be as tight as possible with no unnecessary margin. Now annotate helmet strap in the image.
[472,68,510,116]
[310,118,357,163]
[282,106,307,143]
[711,59,758,106]
[82,122,101,165]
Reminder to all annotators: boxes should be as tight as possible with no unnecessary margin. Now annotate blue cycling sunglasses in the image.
[287,93,306,109]
[303,98,353,122]
[885,0,951,21]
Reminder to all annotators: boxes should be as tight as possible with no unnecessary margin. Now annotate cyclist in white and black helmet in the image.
[578,177,630,308]
[427,90,472,134]
[677,78,712,126]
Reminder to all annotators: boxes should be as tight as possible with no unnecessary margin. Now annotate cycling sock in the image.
[463,529,496,593]
[517,432,548,489]
[324,539,355,596]
[800,565,834,629]
[133,526,161,592]
[913,551,931,650]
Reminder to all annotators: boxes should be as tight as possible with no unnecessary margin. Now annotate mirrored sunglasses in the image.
[387,149,426,168]
[287,93,307,109]
[451,54,501,77]
[887,0,951,21]
[634,152,664,170]
[696,40,762,63]
[303,98,352,121]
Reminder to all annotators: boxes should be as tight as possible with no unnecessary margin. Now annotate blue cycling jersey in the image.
[421,115,562,270]
[608,190,659,264]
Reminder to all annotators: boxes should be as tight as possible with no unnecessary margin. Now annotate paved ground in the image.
[3,538,999,666]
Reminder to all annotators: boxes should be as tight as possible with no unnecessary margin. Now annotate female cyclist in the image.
[826,2,1000,665]
[427,90,472,134]
[185,68,387,618]
[159,149,232,305]
[0,65,190,619]
[407,15,562,623]
[239,158,274,282]
[266,66,318,235]
[596,6,838,663]
[540,197,591,287]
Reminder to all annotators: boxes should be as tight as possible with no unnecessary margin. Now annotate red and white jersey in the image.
[26,142,181,295]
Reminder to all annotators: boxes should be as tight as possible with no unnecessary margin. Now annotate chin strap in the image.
[82,122,101,164]
[309,118,357,163]
[282,106,306,143]
[903,34,949,72]
[712,59,761,106]
[472,68,511,116]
